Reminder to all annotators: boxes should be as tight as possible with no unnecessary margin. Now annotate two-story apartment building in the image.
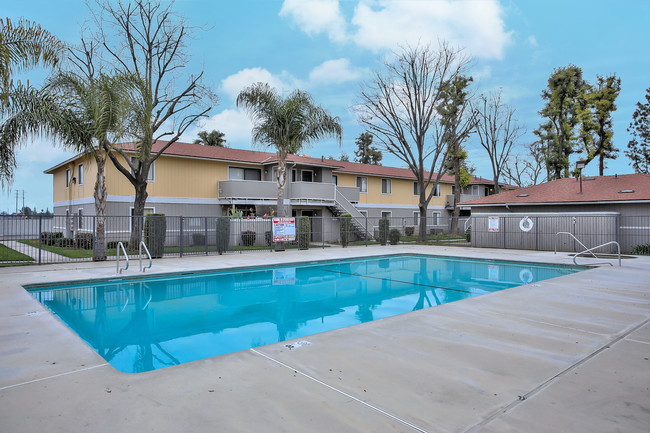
[45,141,500,239]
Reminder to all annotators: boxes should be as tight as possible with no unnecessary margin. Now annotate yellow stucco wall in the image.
[336,172,450,207]
[52,152,454,207]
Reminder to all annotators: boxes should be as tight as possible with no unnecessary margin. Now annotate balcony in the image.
[218,180,359,205]
[446,194,482,209]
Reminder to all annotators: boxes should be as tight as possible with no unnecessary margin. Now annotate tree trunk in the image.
[275,153,287,251]
[599,153,605,176]
[451,144,461,235]
[418,204,427,243]
[130,179,149,250]
[93,154,107,261]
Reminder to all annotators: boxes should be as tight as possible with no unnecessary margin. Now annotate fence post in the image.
[179,216,184,258]
[204,217,209,256]
[38,215,42,265]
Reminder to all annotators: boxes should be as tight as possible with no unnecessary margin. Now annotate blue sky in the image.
[2,0,649,213]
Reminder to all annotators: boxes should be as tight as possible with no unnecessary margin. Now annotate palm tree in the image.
[194,129,226,147]
[0,71,134,260]
[236,82,342,221]
[0,18,63,101]
[1,18,63,184]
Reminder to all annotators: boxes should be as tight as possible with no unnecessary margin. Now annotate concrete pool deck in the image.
[0,245,648,432]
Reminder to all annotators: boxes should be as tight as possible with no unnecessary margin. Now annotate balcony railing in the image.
[218,180,360,204]
[446,194,482,208]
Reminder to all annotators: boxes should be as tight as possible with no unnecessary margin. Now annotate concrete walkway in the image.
[0,245,648,432]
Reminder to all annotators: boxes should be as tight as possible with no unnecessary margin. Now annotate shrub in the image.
[378,218,390,245]
[55,237,74,248]
[265,230,272,247]
[192,232,206,246]
[41,231,63,246]
[216,217,230,254]
[465,229,471,242]
[75,232,94,250]
[631,244,650,255]
[405,226,414,236]
[389,228,401,245]
[241,230,256,247]
[339,214,351,247]
[298,216,311,250]
[107,240,128,250]
[144,213,166,258]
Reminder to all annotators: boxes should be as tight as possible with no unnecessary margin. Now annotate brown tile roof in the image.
[47,139,499,186]
[460,174,650,206]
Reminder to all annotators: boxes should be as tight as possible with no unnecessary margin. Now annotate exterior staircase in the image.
[327,189,374,241]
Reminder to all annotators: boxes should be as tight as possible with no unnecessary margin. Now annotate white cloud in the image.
[308,58,367,85]
[280,0,347,43]
[192,109,254,146]
[527,35,538,47]
[220,67,302,101]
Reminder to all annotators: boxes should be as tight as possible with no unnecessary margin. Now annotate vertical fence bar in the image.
[204,217,209,256]
[38,215,42,265]
[179,216,184,258]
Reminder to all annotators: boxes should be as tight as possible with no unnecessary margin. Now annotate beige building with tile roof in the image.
[45,141,503,242]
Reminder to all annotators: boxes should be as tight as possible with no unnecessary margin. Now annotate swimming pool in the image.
[27,254,583,373]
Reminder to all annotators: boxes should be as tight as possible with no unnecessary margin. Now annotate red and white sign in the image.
[272,217,296,241]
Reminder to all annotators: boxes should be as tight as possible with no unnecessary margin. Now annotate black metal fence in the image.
[0,214,470,265]
[5,213,647,265]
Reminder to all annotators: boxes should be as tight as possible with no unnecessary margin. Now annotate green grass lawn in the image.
[0,243,34,265]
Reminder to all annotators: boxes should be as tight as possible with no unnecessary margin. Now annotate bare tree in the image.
[356,42,470,241]
[473,89,524,194]
[503,141,547,187]
[92,0,217,246]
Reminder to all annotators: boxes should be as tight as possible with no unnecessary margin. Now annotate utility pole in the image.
[14,190,25,213]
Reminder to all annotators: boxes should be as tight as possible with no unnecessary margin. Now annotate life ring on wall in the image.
[519,269,534,284]
[519,217,534,232]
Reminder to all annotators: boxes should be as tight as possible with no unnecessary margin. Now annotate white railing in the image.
[554,232,621,267]
[116,241,129,274]
[139,241,152,272]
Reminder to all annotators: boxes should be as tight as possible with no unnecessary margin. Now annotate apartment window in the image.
[65,169,71,188]
[381,211,392,221]
[131,157,155,182]
[413,182,419,196]
[228,166,261,181]
[432,211,440,226]
[413,211,419,225]
[291,169,297,182]
[356,176,368,193]
[381,178,392,194]
[78,164,84,185]
[433,183,440,197]
[301,170,313,182]
[332,174,338,185]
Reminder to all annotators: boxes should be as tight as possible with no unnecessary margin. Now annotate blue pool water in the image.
[28,254,583,373]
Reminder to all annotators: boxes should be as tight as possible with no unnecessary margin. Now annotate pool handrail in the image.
[573,241,621,267]
[554,232,621,267]
[116,241,129,274]
[139,241,152,272]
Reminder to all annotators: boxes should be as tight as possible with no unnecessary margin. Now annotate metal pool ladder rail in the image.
[139,241,152,272]
[554,232,621,267]
[116,241,129,274]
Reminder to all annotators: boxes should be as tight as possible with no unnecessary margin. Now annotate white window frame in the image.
[433,183,440,197]
[381,211,392,219]
[381,178,392,195]
[432,211,441,226]
[356,176,368,193]
[413,211,419,225]
[78,164,84,185]
[65,168,71,188]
